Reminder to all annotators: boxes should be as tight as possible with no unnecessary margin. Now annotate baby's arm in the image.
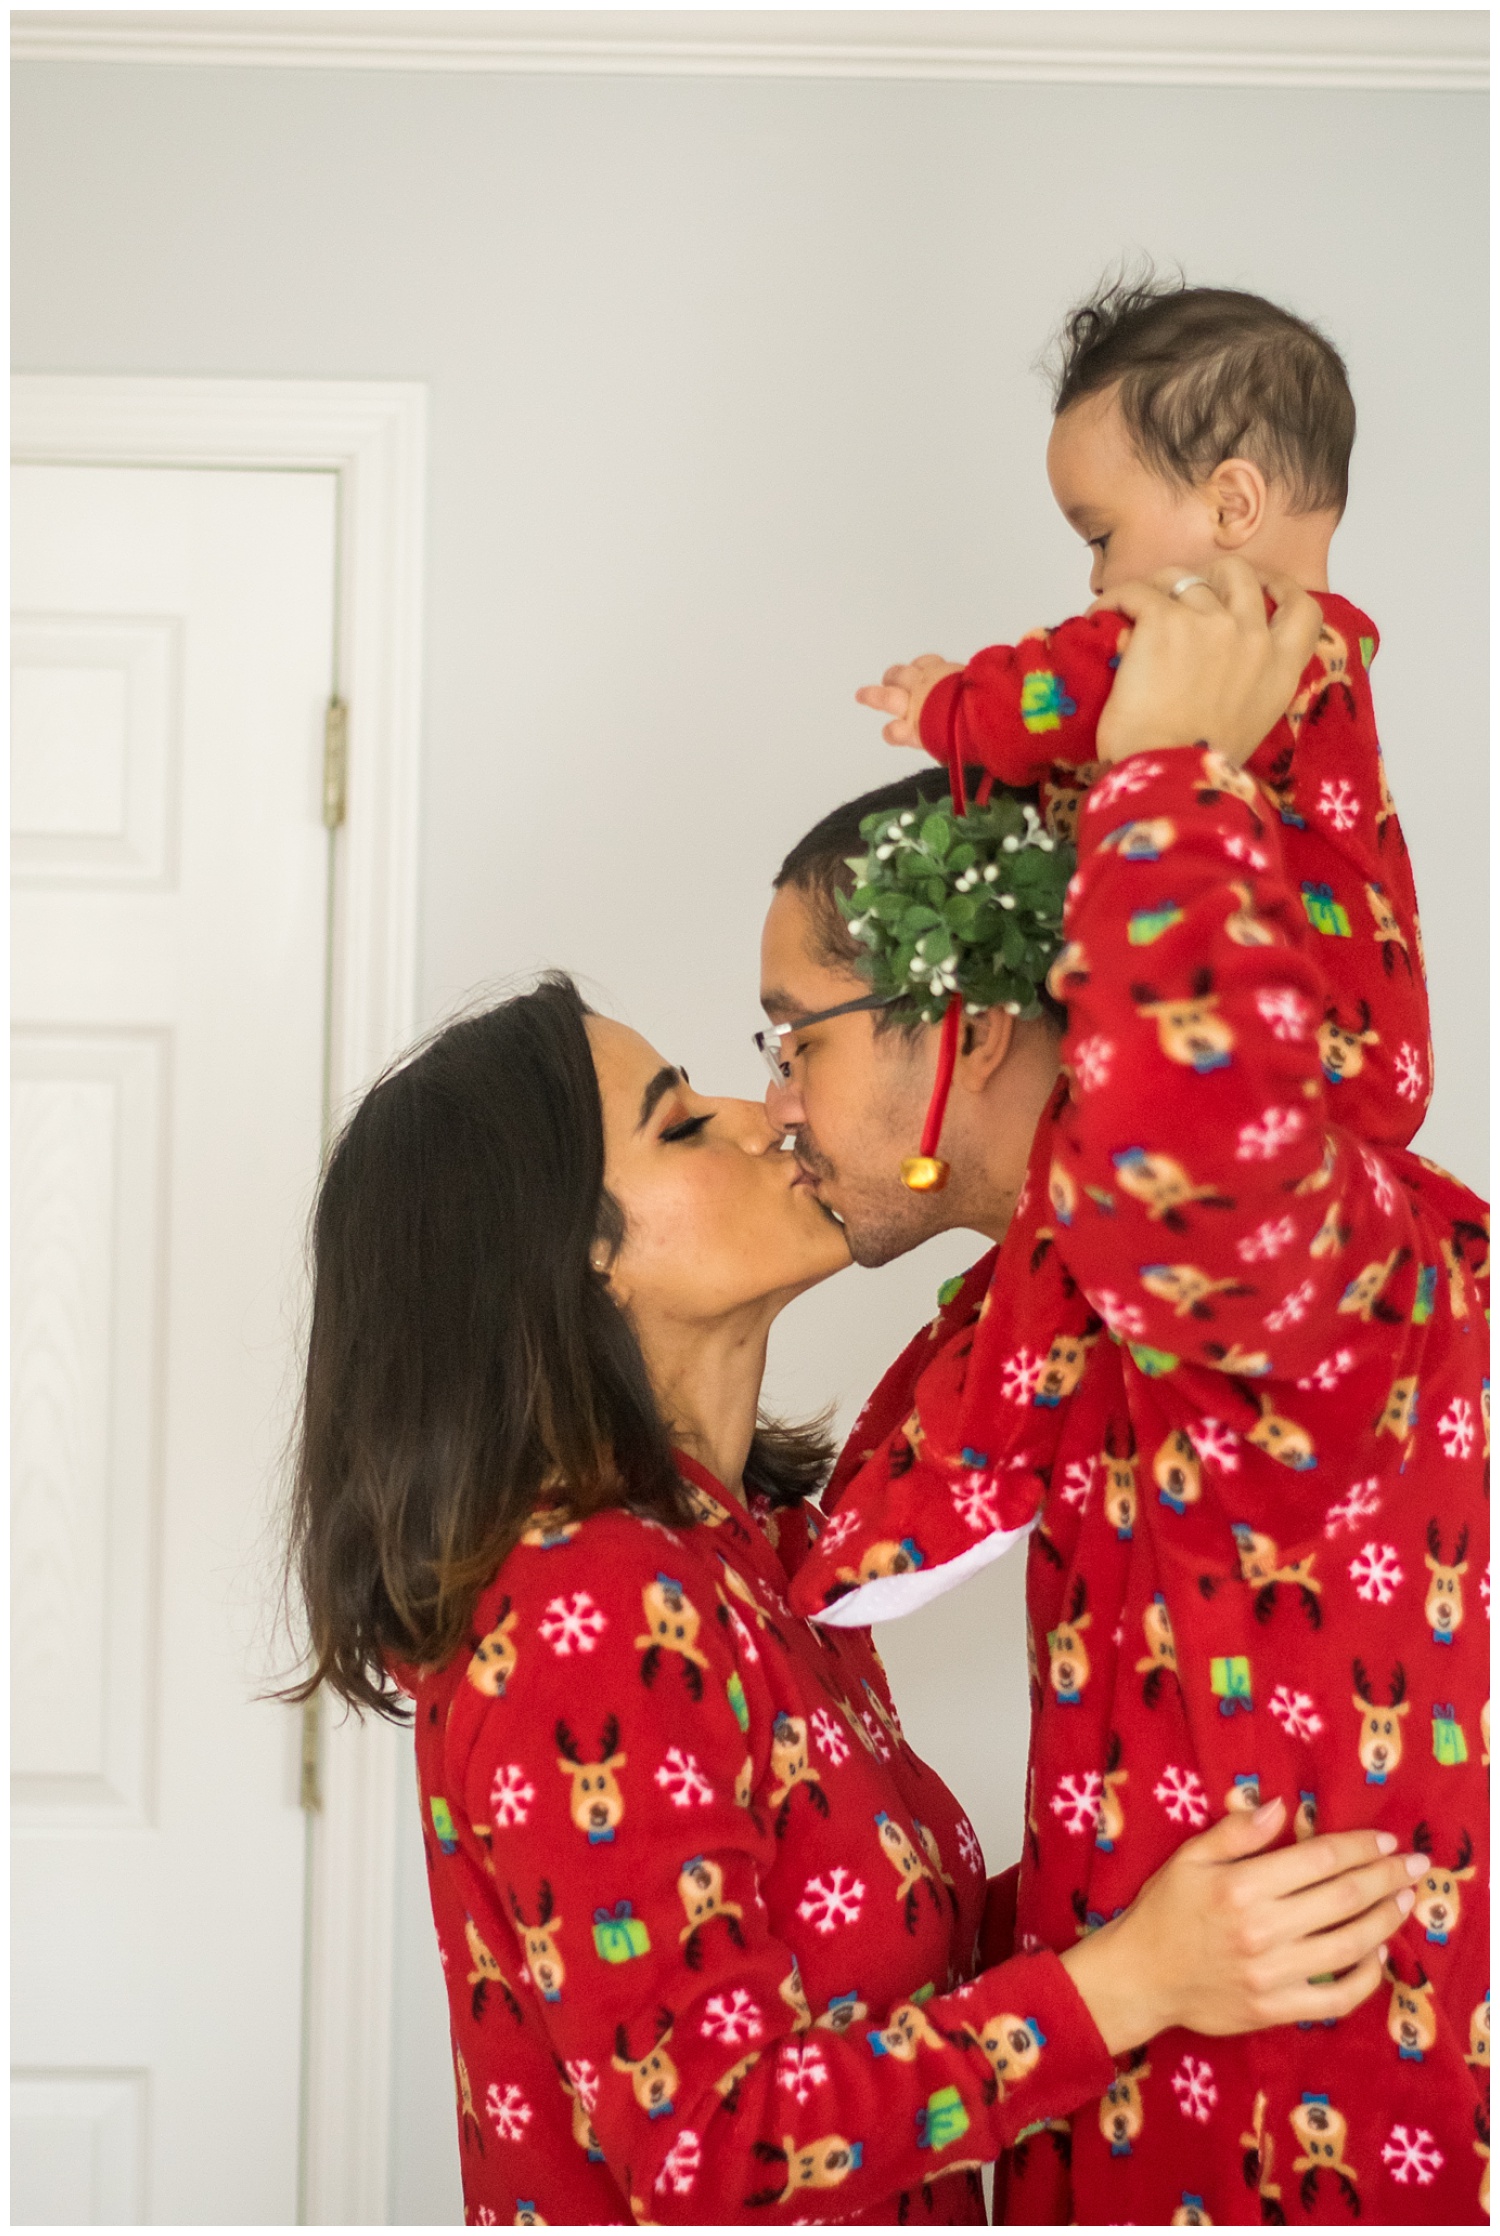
[856,612,1130,786]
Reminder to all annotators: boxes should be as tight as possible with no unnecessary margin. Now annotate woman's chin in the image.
[793,1211,855,1288]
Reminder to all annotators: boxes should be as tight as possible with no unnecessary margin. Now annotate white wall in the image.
[14,36,1485,2224]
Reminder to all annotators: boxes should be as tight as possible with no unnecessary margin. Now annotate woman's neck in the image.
[637,1305,776,1506]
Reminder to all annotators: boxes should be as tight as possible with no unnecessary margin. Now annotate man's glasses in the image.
[754,992,897,1086]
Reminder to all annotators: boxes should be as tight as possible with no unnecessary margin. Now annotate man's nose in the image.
[763,1068,804,1132]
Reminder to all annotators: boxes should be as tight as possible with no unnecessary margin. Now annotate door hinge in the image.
[299,1692,323,1813]
[322,698,349,830]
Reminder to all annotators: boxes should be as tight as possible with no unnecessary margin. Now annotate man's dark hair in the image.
[284,973,831,1717]
[1050,269,1355,517]
[774,767,1066,1030]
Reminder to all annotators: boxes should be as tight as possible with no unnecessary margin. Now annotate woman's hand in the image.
[1059,1796,1426,2056]
[1092,558,1323,768]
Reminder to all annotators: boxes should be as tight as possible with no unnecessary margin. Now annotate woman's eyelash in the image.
[660,1113,711,1143]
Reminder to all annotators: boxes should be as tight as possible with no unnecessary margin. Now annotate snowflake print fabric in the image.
[798,1867,866,1934]
[398,1483,1117,2227]
[791,744,1486,2225]
[1170,2055,1218,2124]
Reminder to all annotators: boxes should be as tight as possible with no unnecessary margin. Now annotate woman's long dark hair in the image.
[285,973,832,1718]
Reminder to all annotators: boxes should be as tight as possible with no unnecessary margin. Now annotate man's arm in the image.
[1050,734,1425,1366]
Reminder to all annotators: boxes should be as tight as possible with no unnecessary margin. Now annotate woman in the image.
[287,975,1416,2227]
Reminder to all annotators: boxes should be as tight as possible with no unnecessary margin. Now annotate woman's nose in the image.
[718,1095,784,1154]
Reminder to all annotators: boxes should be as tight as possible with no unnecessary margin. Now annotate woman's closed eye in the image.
[660,1112,711,1144]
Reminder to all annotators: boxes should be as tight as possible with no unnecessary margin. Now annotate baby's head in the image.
[1045,275,1353,594]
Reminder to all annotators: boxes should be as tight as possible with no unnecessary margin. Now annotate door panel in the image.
[12,464,337,2223]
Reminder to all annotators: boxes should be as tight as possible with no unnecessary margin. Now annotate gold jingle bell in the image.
[901,1155,950,1194]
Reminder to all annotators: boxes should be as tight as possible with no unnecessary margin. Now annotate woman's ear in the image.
[956,1005,1015,1091]
[1205,457,1269,549]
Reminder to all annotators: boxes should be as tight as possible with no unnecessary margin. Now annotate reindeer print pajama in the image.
[918,593,1430,1151]
[399,1467,1122,2226]
[791,748,1488,2224]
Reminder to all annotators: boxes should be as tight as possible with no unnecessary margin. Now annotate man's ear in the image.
[955,1004,1015,1090]
[1205,457,1269,550]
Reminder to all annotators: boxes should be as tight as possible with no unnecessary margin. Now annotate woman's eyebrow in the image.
[637,1065,685,1130]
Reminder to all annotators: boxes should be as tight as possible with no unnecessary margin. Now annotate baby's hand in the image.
[855,655,963,748]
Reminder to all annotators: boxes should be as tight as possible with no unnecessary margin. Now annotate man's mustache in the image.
[794,1130,835,1183]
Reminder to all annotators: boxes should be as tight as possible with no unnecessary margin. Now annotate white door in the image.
[12,463,337,2224]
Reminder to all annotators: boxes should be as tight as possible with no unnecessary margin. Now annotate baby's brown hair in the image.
[1050,271,1355,518]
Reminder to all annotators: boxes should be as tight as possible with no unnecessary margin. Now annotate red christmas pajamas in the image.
[400,1462,1119,2226]
[919,592,1431,1150]
[791,747,1489,2224]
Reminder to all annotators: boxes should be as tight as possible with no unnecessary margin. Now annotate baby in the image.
[858,276,1429,1149]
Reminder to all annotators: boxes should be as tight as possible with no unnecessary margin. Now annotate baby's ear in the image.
[1206,457,1269,546]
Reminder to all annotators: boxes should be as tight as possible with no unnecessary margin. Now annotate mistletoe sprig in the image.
[839,787,1075,1026]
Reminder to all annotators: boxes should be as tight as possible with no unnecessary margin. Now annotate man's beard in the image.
[793,1127,938,1270]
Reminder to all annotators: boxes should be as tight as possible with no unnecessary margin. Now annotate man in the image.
[762,564,1488,2224]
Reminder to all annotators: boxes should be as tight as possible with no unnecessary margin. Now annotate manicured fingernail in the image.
[1375,1831,1398,1854]
[1378,1945,1389,1966]
[1396,1890,1416,1916]
[1252,1796,1284,1825]
[1406,1854,1430,1877]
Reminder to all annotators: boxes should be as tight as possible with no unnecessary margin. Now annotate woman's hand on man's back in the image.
[1058,1794,1425,2057]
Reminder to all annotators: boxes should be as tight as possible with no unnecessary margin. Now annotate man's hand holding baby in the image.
[1093,558,1321,768]
[854,653,963,746]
